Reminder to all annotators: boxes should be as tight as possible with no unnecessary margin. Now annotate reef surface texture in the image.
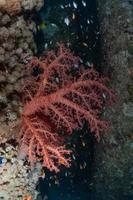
[0,0,44,199]
[0,0,44,144]
[95,0,133,199]
[0,142,41,200]
[0,0,43,15]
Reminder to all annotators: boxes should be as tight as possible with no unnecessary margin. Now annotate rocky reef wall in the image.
[0,0,44,143]
[0,1,44,199]
[94,0,133,199]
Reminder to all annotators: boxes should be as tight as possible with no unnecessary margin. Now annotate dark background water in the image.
[30,0,101,199]
[32,0,101,68]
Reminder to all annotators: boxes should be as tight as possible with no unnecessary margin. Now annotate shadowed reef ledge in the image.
[94,0,133,199]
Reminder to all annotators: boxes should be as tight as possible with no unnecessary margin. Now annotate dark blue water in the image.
[32,0,101,67]
[30,0,101,199]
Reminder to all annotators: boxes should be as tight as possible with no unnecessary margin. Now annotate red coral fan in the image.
[19,44,115,172]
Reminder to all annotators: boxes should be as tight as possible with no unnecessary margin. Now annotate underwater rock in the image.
[0,15,36,66]
[21,0,44,11]
[0,0,21,16]
[95,0,133,199]
[123,102,133,117]
[0,142,41,200]
[0,0,44,198]
[0,0,44,16]
[0,14,36,144]
[1,14,11,25]
[0,27,9,41]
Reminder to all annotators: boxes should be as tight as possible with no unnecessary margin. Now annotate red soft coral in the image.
[19,44,115,172]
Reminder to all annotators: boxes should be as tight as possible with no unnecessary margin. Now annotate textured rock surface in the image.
[0,1,44,198]
[0,14,36,68]
[0,0,44,16]
[21,0,44,11]
[0,13,36,143]
[94,0,133,199]
[0,142,41,200]
[0,0,44,143]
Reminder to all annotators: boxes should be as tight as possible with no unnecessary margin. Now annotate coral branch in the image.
[19,115,71,172]
[19,44,115,172]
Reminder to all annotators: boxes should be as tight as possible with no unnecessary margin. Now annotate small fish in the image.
[83,162,87,168]
[59,158,67,165]
[80,58,83,63]
[72,154,76,160]
[55,77,59,83]
[82,141,86,147]
[102,93,106,99]
[44,43,48,49]
[54,179,59,185]
[74,64,79,68]
[65,3,71,8]
[80,164,83,170]
[87,19,90,24]
[51,23,57,27]
[80,24,83,29]
[39,169,46,179]
[60,5,64,9]
[37,22,46,31]
[73,2,78,9]
[72,13,76,20]
[86,61,91,67]
[64,17,70,26]
[82,42,88,47]
[66,41,71,47]
[49,182,51,187]
[65,172,68,177]
[82,0,86,7]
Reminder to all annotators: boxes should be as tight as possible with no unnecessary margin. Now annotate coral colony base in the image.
[19,44,116,173]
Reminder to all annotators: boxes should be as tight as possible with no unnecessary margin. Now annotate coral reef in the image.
[0,0,44,199]
[19,44,115,173]
[0,142,41,200]
[0,13,36,144]
[0,0,21,16]
[0,14,36,68]
[21,0,44,12]
[0,0,44,144]
[0,0,44,16]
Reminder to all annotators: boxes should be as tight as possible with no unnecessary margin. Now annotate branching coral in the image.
[19,44,115,172]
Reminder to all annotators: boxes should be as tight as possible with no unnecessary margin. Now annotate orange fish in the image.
[59,158,67,165]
